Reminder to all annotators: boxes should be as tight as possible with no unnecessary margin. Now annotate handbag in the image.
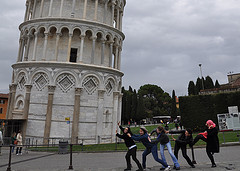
[14,140,18,145]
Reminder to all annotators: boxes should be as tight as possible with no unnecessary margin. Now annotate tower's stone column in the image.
[22,84,32,139]
[55,32,61,61]
[42,33,48,61]
[17,37,24,62]
[43,85,56,144]
[96,89,105,144]
[71,88,82,144]
[117,93,123,129]
[109,42,113,67]
[7,84,17,119]
[32,32,38,61]
[112,91,119,142]
[79,34,85,62]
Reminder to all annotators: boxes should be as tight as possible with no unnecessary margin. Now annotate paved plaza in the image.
[0,146,240,171]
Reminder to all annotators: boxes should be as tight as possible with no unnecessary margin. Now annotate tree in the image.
[196,77,205,94]
[215,80,220,88]
[125,91,132,121]
[171,90,177,118]
[205,76,214,89]
[121,87,127,124]
[131,89,138,121]
[138,84,171,117]
[136,95,145,121]
[188,81,196,95]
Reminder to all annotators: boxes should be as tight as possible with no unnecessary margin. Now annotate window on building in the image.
[0,108,3,114]
[0,100,5,104]
[69,48,78,63]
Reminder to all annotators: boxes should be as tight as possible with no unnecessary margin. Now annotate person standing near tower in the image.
[16,130,23,155]
[116,122,143,171]
[0,129,2,155]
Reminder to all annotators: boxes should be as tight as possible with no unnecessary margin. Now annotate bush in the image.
[179,91,240,131]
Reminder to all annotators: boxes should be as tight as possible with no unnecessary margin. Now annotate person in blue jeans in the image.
[128,127,171,171]
[151,126,180,170]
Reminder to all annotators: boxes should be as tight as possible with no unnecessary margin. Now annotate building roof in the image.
[0,93,9,99]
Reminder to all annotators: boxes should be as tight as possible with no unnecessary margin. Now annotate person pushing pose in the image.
[128,127,171,171]
[151,126,180,170]
[170,129,195,168]
[116,122,143,171]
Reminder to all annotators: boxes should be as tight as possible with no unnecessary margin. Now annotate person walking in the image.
[116,122,143,171]
[151,126,180,170]
[170,129,195,168]
[128,127,171,171]
[11,132,17,153]
[16,130,23,155]
[205,120,219,168]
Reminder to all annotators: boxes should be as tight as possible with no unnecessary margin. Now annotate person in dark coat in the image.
[205,120,219,168]
[170,129,195,168]
[116,122,143,171]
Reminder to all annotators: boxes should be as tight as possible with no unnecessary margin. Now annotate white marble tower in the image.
[7,0,126,144]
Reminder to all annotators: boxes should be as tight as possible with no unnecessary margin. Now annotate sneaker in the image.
[20,153,22,155]
[164,166,171,171]
[211,164,216,168]
[16,153,19,156]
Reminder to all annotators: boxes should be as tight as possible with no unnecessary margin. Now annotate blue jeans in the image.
[142,145,168,169]
[160,142,180,168]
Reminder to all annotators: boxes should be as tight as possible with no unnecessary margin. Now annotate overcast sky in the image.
[1,0,240,96]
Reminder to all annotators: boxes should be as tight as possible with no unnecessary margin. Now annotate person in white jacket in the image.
[0,130,2,155]
[16,130,23,155]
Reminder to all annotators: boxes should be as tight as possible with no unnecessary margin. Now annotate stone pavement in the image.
[0,146,240,171]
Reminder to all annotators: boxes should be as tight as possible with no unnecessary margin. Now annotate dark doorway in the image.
[69,48,78,63]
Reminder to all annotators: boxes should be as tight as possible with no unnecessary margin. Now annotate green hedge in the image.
[179,91,240,132]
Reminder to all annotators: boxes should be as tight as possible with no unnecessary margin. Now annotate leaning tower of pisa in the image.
[7,0,126,144]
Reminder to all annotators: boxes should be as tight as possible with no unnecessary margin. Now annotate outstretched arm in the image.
[150,128,157,136]
[116,129,124,139]
[118,121,125,132]
[130,134,143,141]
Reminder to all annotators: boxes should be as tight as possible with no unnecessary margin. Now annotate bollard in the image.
[68,144,73,170]
[6,145,13,171]
[222,132,226,144]
[115,136,117,151]
[191,146,197,164]
[81,140,84,152]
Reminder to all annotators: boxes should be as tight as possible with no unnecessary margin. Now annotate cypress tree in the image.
[121,87,127,124]
[215,80,220,88]
[205,76,214,89]
[131,89,138,121]
[171,90,177,119]
[196,77,202,94]
[136,94,145,121]
[188,81,196,95]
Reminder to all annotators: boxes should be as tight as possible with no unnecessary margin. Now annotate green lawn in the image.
[28,127,240,152]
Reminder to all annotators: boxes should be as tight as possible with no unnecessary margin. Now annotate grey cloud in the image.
[1,0,240,96]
